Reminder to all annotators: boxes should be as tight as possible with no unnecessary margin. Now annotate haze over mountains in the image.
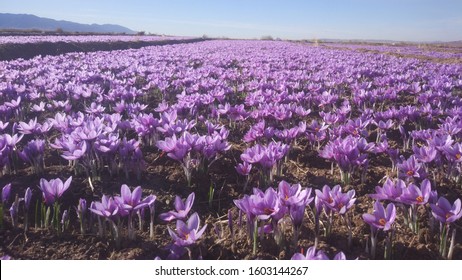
[0,13,136,34]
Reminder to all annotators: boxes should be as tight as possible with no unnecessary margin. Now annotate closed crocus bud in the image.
[235,162,252,176]
[61,210,69,225]
[2,183,11,205]
[9,195,20,227]
[24,187,32,210]
[77,198,87,218]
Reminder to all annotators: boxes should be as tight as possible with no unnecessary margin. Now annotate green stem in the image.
[253,219,258,256]
[35,200,39,229]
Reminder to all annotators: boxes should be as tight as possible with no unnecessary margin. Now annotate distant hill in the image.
[0,13,136,34]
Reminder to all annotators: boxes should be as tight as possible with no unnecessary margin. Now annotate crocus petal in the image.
[167,226,179,240]
[385,203,396,222]
[430,204,446,222]
[195,224,208,240]
[184,192,195,211]
[120,184,131,203]
[60,176,72,197]
[451,199,461,213]
[176,220,189,237]
[334,252,346,260]
[174,195,185,211]
[159,212,176,222]
[362,213,377,226]
[132,186,142,204]
[437,197,453,212]
[291,253,305,260]
[187,212,200,230]
[374,201,386,218]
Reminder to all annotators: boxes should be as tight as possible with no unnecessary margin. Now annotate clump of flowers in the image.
[37,176,72,234]
[314,184,356,247]
[234,181,312,255]
[240,142,289,185]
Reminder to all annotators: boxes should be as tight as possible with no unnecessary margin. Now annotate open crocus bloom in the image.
[430,197,462,224]
[167,212,207,246]
[159,192,195,221]
[362,201,396,231]
[38,176,72,205]
[291,246,329,260]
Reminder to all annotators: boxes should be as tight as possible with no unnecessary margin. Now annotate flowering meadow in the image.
[0,37,461,260]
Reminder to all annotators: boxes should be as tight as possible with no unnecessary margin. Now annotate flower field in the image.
[0,38,461,260]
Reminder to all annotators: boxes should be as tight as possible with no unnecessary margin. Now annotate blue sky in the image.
[1,0,461,41]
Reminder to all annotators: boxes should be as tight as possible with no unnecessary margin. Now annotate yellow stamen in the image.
[379,218,386,226]
[406,170,414,176]
[416,196,424,203]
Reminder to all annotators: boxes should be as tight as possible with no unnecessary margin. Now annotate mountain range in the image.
[0,13,136,34]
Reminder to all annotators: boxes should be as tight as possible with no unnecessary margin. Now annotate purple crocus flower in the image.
[2,183,11,204]
[89,195,119,220]
[443,143,462,163]
[430,197,462,224]
[9,196,20,227]
[24,187,32,210]
[249,187,284,221]
[398,155,423,179]
[277,180,313,207]
[333,252,347,260]
[159,192,195,222]
[167,212,207,247]
[291,246,329,260]
[61,209,69,227]
[400,179,432,205]
[362,201,396,231]
[234,194,256,237]
[315,185,355,215]
[413,145,437,163]
[235,162,252,176]
[61,140,87,161]
[290,203,306,229]
[76,198,87,220]
[369,178,405,202]
[38,176,72,205]
[114,184,150,215]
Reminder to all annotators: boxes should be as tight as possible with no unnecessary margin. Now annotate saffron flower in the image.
[400,179,432,205]
[89,195,119,220]
[167,212,207,247]
[159,192,195,222]
[363,201,396,259]
[38,176,72,205]
[369,178,405,202]
[430,197,462,224]
[291,246,329,260]
[362,201,396,231]
[114,184,150,215]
